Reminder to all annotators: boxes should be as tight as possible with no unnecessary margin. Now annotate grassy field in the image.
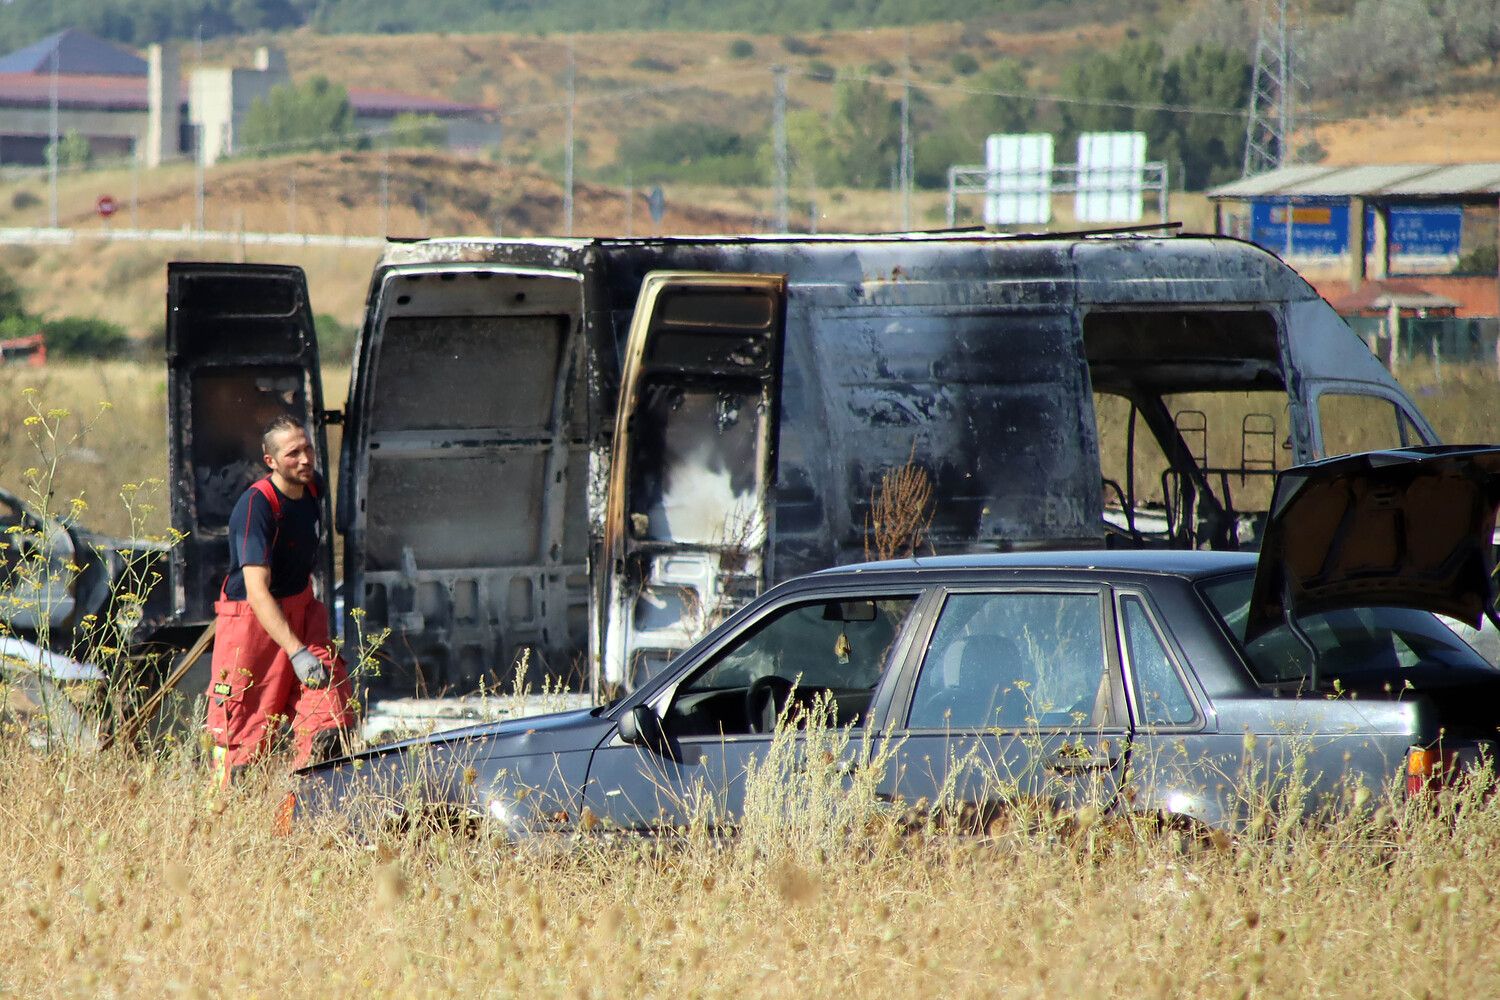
[3,735,1500,997]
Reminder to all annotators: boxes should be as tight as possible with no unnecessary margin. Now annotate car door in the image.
[583,588,929,832]
[166,263,331,625]
[599,272,788,691]
[878,584,1131,827]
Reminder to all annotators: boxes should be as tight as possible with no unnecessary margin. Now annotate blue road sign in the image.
[1247,199,1463,258]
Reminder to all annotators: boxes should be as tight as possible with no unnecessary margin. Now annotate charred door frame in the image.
[599,271,789,692]
[338,264,590,692]
[165,262,330,626]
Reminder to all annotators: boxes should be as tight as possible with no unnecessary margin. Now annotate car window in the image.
[908,592,1115,730]
[666,595,917,737]
[1120,595,1197,727]
[1200,573,1497,686]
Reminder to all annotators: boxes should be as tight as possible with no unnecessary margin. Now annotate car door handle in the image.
[1044,754,1116,773]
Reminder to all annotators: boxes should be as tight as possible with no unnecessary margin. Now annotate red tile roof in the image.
[1312,276,1500,318]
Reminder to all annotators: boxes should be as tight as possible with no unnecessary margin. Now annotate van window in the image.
[1093,390,1288,548]
[1316,391,1416,458]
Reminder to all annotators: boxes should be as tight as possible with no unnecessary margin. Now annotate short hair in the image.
[261,413,307,456]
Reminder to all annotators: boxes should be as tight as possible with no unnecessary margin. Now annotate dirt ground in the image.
[1313,95,1500,165]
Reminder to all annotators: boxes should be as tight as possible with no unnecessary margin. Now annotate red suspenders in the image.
[221,476,319,601]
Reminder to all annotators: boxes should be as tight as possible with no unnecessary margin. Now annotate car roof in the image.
[811,549,1257,581]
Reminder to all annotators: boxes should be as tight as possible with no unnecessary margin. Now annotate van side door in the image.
[165,263,331,625]
[600,272,787,690]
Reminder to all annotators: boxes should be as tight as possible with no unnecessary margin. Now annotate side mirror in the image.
[618,705,671,755]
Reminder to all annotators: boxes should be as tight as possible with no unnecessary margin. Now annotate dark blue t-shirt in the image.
[222,472,325,601]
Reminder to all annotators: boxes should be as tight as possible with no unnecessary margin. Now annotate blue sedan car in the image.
[295,446,1500,836]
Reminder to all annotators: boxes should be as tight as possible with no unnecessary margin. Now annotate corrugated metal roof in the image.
[1210,163,1500,199]
[1386,163,1500,195]
[0,29,146,77]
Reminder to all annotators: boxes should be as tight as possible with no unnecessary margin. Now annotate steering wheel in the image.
[746,675,795,734]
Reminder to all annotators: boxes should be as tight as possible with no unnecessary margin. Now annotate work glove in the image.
[289,645,333,689]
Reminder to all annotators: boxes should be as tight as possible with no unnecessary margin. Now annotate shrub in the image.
[10,189,40,211]
[780,35,821,55]
[629,54,676,73]
[806,59,836,82]
[0,266,24,318]
[728,38,754,58]
[868,58,896,77]
[38,316,129,358]
[315,312,358,363]
[950,51,979,75]
[386,113,446,149]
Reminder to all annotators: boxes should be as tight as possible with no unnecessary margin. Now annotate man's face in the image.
[264,426,315,485]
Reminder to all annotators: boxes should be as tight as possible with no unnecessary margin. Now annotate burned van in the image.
[166,231,1440,699]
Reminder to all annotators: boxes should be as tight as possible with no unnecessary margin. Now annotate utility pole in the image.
[48,45,58,228]
[898,34,912,231]
[772,66,789,232]
[625,168,634,237]
[194,125,205,232]
[563,39,575,236]
[1244,0,1294,176]
[379,145,390,237]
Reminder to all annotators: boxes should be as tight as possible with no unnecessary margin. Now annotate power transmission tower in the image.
[1243,0,1294,176]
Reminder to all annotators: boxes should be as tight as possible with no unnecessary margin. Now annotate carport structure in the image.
[1208,163,1500,286]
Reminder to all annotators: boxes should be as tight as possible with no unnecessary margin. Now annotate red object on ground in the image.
[0,333,46,366]
[205,584,353,781]
[96,193,117,218]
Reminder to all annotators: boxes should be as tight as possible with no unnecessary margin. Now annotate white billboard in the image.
[984,133,1053,226]
[1074,132,1146,223]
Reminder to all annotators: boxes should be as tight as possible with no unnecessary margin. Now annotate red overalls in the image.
[205,478,353,782]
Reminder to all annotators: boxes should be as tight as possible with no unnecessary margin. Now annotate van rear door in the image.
[166,263,331,624]
[601,272,787,689]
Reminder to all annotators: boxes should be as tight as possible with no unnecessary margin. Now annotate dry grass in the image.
[5,736,1500,997]
[0,362,350,539]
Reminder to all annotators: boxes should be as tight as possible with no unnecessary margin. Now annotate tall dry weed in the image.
[864,444,934,562]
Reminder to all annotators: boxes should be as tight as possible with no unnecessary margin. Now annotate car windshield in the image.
[1200,572,1497,686]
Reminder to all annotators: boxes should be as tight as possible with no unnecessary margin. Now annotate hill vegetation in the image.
[0,0,1146,51]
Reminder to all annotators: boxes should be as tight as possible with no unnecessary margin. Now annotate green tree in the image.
[47,130,93,169]
[827,79,900,188]
[238,77,357,157]
[1057,41,1248,191]
[1164,45,1250,189]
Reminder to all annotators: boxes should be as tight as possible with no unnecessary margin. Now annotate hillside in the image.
[0,149,777,337]
[0,0,1152,51]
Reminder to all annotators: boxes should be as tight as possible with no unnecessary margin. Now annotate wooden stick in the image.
[105,620,216,752]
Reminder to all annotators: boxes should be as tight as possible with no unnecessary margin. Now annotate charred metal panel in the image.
[166,263,328,625]
[601,272,786,689]
[1071,237,1315,306]
[342,267,591,697]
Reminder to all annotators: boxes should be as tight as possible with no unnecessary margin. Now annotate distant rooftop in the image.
[0,28,146,77]
[1209,163,1500,200]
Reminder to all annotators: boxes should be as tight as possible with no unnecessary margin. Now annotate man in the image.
[206,414,352,785]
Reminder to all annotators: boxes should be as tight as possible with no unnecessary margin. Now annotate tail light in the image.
[1406,746,1459,795]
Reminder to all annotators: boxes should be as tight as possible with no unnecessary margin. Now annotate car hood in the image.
[1247,445,1500,641]
[300,706,605,771]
